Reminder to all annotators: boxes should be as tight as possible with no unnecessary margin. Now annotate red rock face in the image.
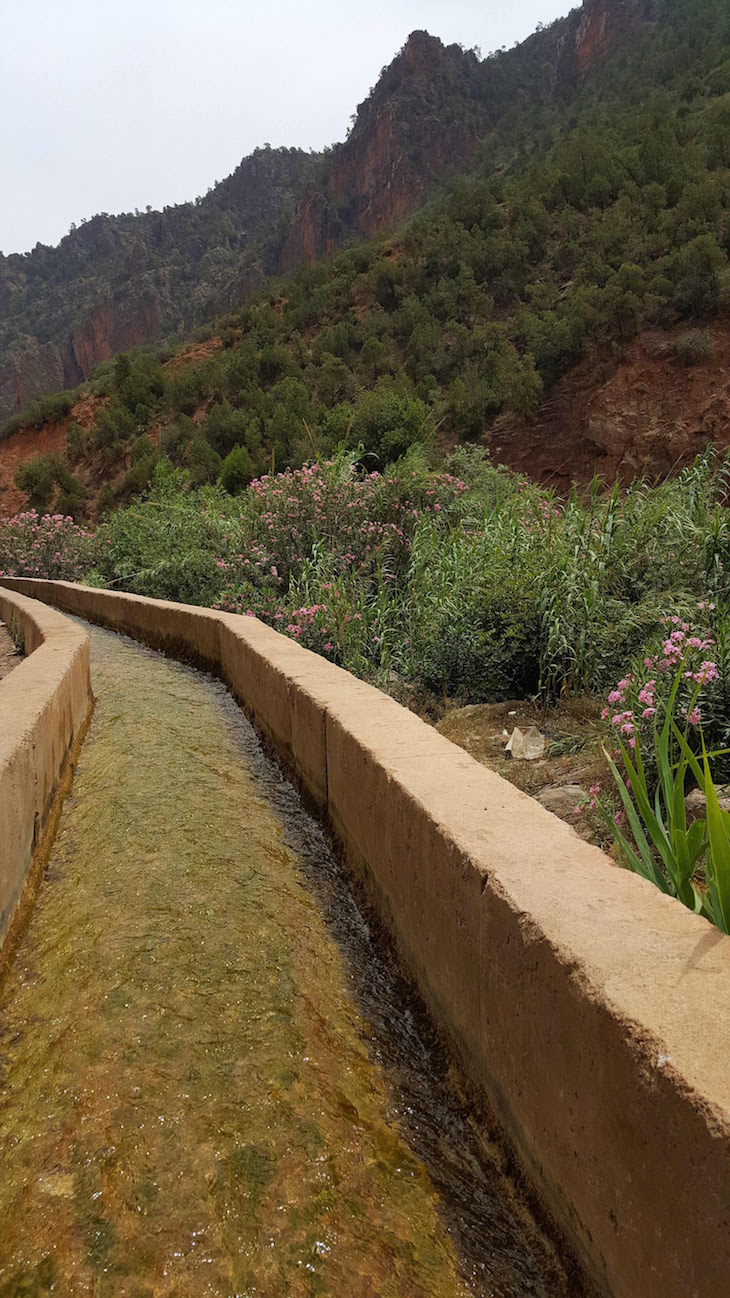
[62,294,164,386]
[0,342,65,420]
[571,0,657,80]
[64,301,115,382]
[576,6,611,77]
[279,186,336,273]
[328,101,462,239]
[281,31,479,256]
[279,4,658,265]
[329,103,405,234]
[0,292,165,420]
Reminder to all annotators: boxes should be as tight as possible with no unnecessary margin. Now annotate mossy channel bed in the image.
[0,624,582,1297]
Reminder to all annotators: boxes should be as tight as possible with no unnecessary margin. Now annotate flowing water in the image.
[0,625,583,1298]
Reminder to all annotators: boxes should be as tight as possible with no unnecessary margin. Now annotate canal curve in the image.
[0,623,582,1297]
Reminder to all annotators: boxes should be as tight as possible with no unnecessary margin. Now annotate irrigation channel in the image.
[0,623,584,1297]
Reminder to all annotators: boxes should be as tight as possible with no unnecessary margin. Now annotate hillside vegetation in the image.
[4,0,730,517]
[2,446,727,709]
[1,0,648,415]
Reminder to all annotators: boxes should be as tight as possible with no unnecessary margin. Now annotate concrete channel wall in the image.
[0,586,91,950]
[2,578,729,1298]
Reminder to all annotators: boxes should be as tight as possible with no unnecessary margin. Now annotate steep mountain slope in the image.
[0,0,659,421]
[6,0,730,522]
[0,148,316,418]
[283,0,661,258]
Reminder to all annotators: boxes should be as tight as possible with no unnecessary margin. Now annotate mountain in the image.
[0,0,659,422]
[6,0,730,523]
[0,148,317,420]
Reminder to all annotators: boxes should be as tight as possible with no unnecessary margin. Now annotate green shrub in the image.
[15,454,59,512]
[27,392,75,429]
[97,482,116,517]
[92,402,135,451]
[204,400,260,457]
[322,385,432,465]
[14,452,85,517]
[66,421,88,464]
[187,438,222,487]
[220,444,254,494]
[98,466,228,605]
[674,329,714,367]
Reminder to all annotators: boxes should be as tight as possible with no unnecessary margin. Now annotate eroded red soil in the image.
[489,323,730,490]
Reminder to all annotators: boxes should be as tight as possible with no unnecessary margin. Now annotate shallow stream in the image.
[0,624,583,1297]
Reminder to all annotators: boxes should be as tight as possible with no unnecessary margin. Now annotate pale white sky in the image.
[0,0,577,255]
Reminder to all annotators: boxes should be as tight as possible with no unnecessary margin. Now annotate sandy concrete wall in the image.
[3,577,730,1298]
[0,587,91,950]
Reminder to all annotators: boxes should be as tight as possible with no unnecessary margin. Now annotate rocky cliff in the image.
[571,0,659,78]
[329,33,482,238]
[281,2,663,266]
[0,0,660,421]
[0,147,316,420]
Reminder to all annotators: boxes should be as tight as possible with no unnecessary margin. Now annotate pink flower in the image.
[695,661,719,686]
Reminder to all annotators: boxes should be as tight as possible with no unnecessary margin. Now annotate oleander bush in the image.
[0,511,100,582]
[5,447,730,717]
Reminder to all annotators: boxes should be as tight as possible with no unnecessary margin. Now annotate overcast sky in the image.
[0,0,577,256]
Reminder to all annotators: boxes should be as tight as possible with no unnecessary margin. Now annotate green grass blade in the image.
[603,748,669,891]
[702,746,730,935]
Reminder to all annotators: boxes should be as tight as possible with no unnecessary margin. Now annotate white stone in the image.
[506,726,546,761]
